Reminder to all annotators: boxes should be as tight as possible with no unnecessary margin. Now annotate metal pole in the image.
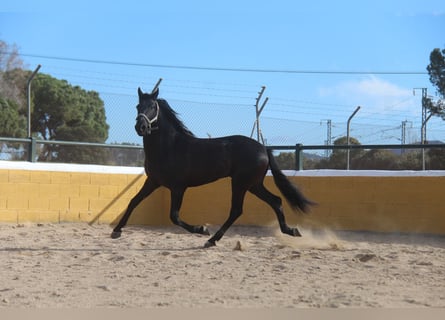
[151,78,163,93]
[257,97,268,144]
[421,88,427,146]
[295,143,303,171]
[346,106,361,170]
[421,113,433,170]
[413,88,427,146]
[254,86,266,143]
[321,119,332,157]
[27,64,41,138]
[401,120,406,146]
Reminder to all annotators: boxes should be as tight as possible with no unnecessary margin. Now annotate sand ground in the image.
[0,223,444,308]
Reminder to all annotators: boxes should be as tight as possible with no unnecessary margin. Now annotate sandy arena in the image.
[0,222,444,308]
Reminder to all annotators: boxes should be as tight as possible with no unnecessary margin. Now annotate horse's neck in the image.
[142,126,179,152]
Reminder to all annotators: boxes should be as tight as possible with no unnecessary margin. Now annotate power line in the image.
[39,64,263,90]
[16,52,428,75]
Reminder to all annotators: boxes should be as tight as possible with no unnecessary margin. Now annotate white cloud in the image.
[318,76,418,118]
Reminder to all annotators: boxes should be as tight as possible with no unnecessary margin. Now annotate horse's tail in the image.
[267,149,314,213]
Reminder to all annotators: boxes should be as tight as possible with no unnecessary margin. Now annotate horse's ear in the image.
[151,87,159,99]
[138,87,143,99]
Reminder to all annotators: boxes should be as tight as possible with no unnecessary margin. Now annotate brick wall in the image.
[1,162,444,235]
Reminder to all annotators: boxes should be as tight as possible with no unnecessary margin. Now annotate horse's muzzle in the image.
[135,117,158,136]
[135,121,147,136]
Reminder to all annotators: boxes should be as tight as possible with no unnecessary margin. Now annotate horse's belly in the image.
[185,169,229,187]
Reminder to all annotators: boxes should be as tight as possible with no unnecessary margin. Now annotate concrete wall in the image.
[1,161,444,234]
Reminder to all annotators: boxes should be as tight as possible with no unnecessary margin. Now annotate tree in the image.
[354,149,400,170]
[325,136,363,169]
[108,143,144,166]
[427,48,445,97]
[31,73,110,163]
[0,40,27,110]
[425,47,445,118]
[397,150,422,170]
[0,40,24,71]
[275,152,295,170]
[1,40,110,164]
[0,41,27,160]
[426,148,445,170]
[0,96,26,138]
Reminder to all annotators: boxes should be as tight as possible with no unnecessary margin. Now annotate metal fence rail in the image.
[1,136,444,170]
[267,143,445,170]
[0,137,143,164]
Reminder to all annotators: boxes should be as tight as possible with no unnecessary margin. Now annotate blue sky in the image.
[1,0,444,146]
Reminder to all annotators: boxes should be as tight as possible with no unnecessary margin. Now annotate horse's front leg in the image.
[169,188,210,235]
[111,177,160,239]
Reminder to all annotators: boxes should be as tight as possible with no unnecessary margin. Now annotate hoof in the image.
[200,226,210,236]
[204,240,216,248]
[111,231,122,239]
[284,227,302,237]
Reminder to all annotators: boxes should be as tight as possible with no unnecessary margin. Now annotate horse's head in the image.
[135,87,160,136]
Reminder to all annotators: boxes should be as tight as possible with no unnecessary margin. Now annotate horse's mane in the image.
[157,99,195,137]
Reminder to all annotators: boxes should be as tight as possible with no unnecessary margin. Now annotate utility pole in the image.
[250,86,268,144]
[321,119,332,157]
[414,88,430,170]
[346,106,361,170]
[401,120,412,154]
[413,88,428,144]
[401,120,407,146]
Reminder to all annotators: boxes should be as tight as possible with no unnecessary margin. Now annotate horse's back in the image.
[194,134,267,168]
[222,135,269,175]
[227,135,267,157]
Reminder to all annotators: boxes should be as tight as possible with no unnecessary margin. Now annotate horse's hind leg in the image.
[204,184,247,248]
[111,177,159,239]
[169,188,210,236]
[249,183,302,237]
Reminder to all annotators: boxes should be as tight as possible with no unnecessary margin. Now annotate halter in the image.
[136,101,159,134]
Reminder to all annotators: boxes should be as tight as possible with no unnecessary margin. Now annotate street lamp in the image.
[346,106,361,170]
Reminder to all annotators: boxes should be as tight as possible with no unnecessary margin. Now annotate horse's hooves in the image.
[200,226,211,236]
[292,228,302,237]
[204,240,216,248]
[111,231,122,239]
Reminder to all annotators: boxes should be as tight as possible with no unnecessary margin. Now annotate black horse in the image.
[111,88,314,247]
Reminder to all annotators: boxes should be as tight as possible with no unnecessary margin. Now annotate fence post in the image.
[295,143,303,171]
[28,137,36,162]
[27,64,41,139]
[346,106,361,170]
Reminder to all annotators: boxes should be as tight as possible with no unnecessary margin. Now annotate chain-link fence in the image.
[101,91,443,150]
[1,92,444,168]
[1,57,444,167]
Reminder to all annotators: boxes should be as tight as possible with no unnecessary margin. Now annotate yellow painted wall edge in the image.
[0,162,444,235]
